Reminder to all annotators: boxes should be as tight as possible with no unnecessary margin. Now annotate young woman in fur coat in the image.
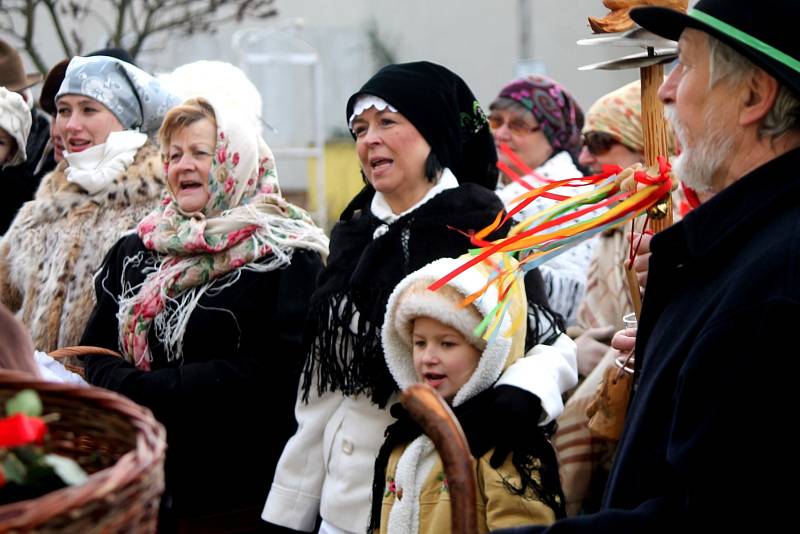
[0,55,179,352]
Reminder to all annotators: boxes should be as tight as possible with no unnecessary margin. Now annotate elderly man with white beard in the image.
[496,0,800,532]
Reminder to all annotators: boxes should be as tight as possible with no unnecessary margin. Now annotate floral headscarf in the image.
[118,101,329,369]
[496,75,584,162]
[583,80,676,156]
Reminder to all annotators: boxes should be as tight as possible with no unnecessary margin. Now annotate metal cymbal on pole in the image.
[577,27,676,49]
[578,48,677,71]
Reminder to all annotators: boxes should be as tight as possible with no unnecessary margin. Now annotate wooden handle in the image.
[401,383,478,534]
[48,346,122,380]
[641,62,673,232]
[625,264,643,319]
[49,346,122,359]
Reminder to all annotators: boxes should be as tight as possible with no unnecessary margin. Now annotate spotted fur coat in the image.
[0,141,166,352]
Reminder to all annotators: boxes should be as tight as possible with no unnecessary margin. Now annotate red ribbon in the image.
[430,158,673,292]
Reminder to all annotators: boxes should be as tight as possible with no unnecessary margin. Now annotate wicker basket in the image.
[0,369,166,533]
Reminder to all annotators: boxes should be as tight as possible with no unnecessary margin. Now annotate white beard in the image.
[665,104,734,193]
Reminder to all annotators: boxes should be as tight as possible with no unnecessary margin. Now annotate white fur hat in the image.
[157,61,264,135]
[383,255,519,407]
[0,86,32,167]
[393,280,486,352]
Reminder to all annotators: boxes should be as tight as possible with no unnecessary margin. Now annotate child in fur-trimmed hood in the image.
[0,87,31,169]
[372,255,565,533]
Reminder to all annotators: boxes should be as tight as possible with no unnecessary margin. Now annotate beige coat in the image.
[379,445,556,533]
[0,142,165,352]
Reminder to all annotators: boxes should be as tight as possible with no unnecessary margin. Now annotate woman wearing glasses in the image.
[488,75,591,327]
[578,81,649,175]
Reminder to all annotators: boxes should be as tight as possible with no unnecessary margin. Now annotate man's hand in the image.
[611,327,636,354]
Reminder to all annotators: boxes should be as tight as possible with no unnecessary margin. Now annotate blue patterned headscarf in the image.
[497,75,584,162]
[56,56,179,135]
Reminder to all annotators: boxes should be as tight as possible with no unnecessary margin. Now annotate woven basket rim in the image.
[0,369,166,528]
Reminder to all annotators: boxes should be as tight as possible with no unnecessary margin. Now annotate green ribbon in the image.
[690,8,800,74]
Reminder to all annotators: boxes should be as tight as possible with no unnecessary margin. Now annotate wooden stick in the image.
[641,62,673,233]
[625,264,643,319]
[401,383,478,534]
[622,60,672,314]
[49,346,122,359]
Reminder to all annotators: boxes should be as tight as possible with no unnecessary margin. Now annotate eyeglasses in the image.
[488,114,542,136]
[582,131,620,156]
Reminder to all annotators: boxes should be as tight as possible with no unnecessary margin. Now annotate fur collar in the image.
[28,141,165,225]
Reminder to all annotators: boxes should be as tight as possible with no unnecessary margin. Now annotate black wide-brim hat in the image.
[631,0,800,97]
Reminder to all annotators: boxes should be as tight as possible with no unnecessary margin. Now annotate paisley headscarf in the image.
[496,75,584,162]
[583,80,677,156]
[117,99,329,369]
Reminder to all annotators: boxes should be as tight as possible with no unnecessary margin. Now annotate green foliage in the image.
[0,390,88,505]
[5,390,43,418]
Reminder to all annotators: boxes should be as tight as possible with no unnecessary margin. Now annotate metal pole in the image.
[519,0,532,60]
[314,59,327,228]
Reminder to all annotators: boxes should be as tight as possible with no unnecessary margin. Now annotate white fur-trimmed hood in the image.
[382,255,526,407]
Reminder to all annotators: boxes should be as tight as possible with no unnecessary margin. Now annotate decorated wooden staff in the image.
[579,0,687,315]
[579,0,687,440]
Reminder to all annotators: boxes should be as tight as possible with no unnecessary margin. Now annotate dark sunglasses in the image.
[582,131,620,156]
[488,114,542,136]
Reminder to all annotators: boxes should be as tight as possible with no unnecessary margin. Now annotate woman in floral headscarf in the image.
[80,97,328,531]
[0,55,177,353]
[488,75,593,326]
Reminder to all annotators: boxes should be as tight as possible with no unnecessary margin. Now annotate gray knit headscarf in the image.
[56,55,179,135]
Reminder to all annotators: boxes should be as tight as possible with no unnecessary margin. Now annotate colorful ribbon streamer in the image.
[431,155,674,341]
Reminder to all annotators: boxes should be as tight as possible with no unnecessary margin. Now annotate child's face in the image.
[0,128,17,166]
[412,317,481,403]
[50,119,65,163]
[56,95,124,153]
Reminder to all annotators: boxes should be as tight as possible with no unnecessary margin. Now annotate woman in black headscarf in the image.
[262,61,576,534]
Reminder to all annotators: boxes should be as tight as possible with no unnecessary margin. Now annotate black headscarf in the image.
[346,61,498,190]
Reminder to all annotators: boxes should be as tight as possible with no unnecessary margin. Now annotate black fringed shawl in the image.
[300,184,511,407]
[300,183,565,407]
